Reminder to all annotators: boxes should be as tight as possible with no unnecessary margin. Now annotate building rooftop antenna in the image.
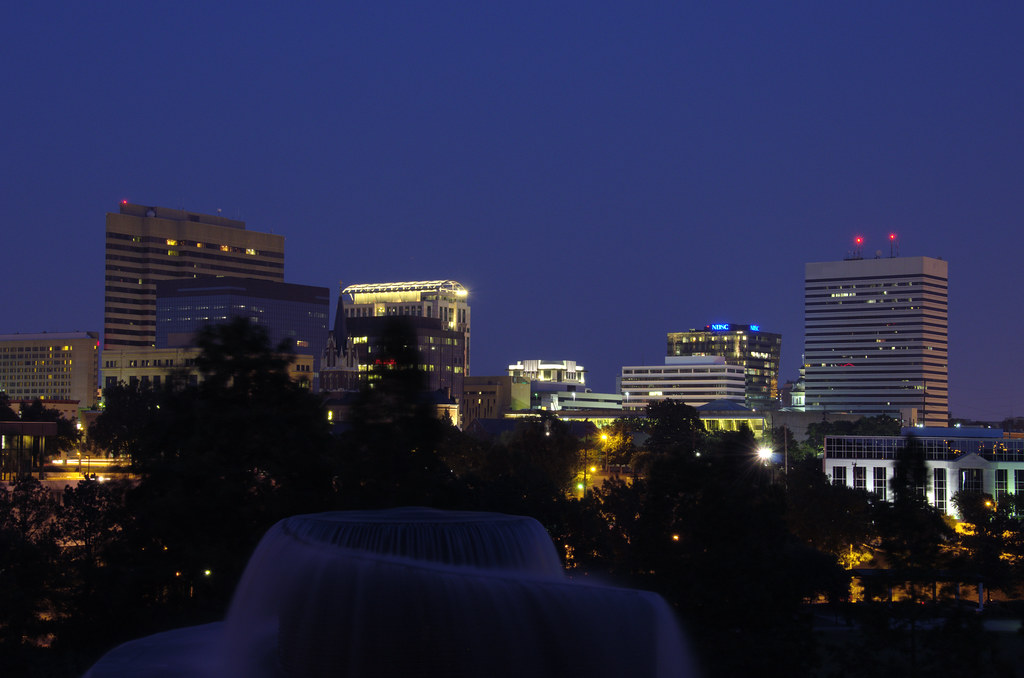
[889,232,899,257]
[845,235,864,260]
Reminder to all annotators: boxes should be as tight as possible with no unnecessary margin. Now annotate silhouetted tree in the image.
[83,318,336,647]
[0,393,19,421]
[587,426,842,677]
[89,382,161,458]
[18,398,80,455]
[875,437,950,574]
[786,456,875,569]
[336,317,466,508]
[0,478,60,654]
[951,490,1017,600]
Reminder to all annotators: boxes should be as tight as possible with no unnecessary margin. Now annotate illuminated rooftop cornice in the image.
[341,280,467,297]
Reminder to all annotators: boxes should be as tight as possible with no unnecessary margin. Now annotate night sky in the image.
[3,2,1022,421]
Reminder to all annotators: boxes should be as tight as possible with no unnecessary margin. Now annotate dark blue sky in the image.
[3,2,1022,421]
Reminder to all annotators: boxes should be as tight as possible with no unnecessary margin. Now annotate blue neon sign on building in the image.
[705,323,760,332]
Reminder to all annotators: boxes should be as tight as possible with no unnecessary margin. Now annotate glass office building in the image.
[155,277,329,389]
[667,324,781,410]
[105,202,284,349]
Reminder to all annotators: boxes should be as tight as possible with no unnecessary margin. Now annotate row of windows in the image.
[834,465,1015,511]
[103,292,154,306]
[104,358,192,369]
[0,388,74,396]
[346,304,469,325]
[104,306,154,317]
[805,311,947,322]
[805,334,947,344]
[805,322,948,333]
[106,249,280,270]
[107,233,283,258]
[804,361,948,368]
[826,437,1024,460]
[805,272,947,285]
[103,327,155,337]
[106,256,283,280]
[104,338,155,347]
[106,374,198,388]
[624,367,742,375]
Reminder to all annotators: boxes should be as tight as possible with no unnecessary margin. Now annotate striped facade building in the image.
[618,356,745,413]
[804,256,948,427]
[104,203,285,349]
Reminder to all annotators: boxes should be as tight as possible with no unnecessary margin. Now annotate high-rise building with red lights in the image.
[104,203,284,349]
[804,255,948,427]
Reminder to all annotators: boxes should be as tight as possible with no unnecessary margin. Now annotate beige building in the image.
[460,376,530,428]
[102,347,314,390]
[104,202,285,349]
[0,332,100,414]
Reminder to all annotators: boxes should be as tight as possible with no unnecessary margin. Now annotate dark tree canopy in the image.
[805,414,902,452]
[0,393,19,421]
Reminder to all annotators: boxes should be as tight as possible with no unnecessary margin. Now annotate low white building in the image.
[823,427,1023,517]
[530,382,622,412]
[618,356,745,413]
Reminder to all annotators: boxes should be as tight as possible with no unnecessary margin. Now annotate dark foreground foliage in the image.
[4,322,1022,676]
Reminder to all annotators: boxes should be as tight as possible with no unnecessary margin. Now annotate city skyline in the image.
[3,2,1022,421]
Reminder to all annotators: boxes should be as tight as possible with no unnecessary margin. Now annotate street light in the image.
[757,446,775,483]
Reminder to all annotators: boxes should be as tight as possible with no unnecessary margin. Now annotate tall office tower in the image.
[155,277,329,389]
[804,256,948,427]
[104,202,285,349]
[667,324,782,410]
[341,280,470,374]
[0,332,100,412]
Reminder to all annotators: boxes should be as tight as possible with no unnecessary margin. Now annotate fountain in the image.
[86,508,696,677]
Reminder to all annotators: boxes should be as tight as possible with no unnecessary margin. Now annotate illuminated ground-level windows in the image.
[873,467,887,501]
[934,468,947,513]
[832,466,847,486]
[960,468,983,494]
[996,469,1009,501]
[853,466,866,491]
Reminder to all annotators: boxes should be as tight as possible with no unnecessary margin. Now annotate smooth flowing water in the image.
[87,508,696,678]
